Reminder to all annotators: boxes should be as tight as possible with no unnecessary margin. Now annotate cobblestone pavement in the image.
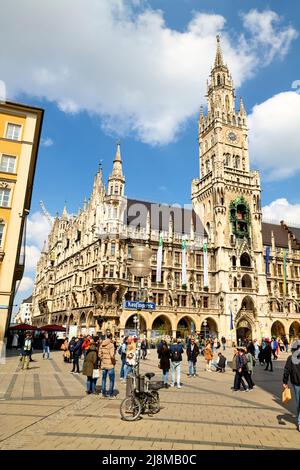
[0,348,299,450]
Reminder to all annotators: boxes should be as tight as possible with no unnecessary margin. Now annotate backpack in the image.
[170,346,182,362]
[242,354,248,367]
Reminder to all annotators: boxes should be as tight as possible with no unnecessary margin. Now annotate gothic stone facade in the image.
[32,38,300,342]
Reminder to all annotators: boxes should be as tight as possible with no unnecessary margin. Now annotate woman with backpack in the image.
[169,338,184,388]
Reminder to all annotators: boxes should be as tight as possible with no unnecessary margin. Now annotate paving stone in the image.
[0,349,299,450]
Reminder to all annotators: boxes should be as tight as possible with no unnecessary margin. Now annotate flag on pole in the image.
[156,234,163,283]
[265,246,270,277]
[203,240,209,288]
[230,306,234,331]
[283,249,287,296]
[182,238,187,288]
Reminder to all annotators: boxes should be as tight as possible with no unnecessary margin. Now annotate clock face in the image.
[227,131,237,142]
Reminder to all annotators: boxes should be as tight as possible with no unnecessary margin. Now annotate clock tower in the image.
[192,36,269,343]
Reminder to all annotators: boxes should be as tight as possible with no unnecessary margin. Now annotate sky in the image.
[1,0,300,312]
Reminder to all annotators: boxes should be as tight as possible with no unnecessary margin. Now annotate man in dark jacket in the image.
[215,352,226,372]
[283,340,300,432]
[186,337,199,377]
[71,337,83,373]
[169,338,184,388]
[264,339,273,371]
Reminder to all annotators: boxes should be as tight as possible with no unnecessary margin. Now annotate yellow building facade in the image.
[0,101,43,343]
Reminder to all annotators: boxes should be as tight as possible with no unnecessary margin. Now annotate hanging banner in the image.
[182,238,187,288]
[203,240,209,288]
[265,246,270,277]
[283,249,287,296]
[156,234,163,282]
[230,306,234,331]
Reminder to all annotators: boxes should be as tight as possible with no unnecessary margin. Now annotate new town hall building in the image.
[32,38,300,344]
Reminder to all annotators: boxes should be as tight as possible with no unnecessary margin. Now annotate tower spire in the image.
[111,140,123,178]
[214,34,223,67]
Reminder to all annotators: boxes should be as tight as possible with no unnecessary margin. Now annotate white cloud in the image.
[41,137,54,147]
[25,245,42,272]
[248,92,300,180]
[241,9,298,64]
[18,276,34,293]
[262,198,300,226]
[0,2,297,145]
[27,211,52,250]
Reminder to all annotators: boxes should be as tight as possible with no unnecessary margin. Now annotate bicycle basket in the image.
[148,380,164,391]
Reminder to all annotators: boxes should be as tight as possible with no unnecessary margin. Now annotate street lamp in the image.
[128,245,152,377]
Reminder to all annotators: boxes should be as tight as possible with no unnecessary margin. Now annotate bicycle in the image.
[120,372,163,421]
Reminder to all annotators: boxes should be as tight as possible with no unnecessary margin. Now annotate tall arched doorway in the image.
[125,314,147,337]
[79,312,87,335]
[200,318,218,339]
[289,321,300,340]
[236,318,252,345]
[177,316,196,339]
[87,311,96,335]
[271,321,285,338]
[151,315,172,339]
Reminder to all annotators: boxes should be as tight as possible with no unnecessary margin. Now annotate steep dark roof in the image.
[126,198,205,236]
[262,222,300,249]
[22,295,32,304]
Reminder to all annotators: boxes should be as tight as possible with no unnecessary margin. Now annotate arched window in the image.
[240,253,251,267]
[242,274,252,288]
[233,277,237,288]
[217,74,221,86]
[206,222,210,237]
[232,256,236,267]
[225,95,230,112]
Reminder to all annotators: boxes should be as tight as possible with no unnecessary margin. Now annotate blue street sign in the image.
[124,301,156,311]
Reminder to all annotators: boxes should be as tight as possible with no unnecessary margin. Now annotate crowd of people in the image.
[13,329,300,432]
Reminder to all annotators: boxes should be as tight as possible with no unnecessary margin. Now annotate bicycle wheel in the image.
[120,396,142,421]
[148,392,160,414]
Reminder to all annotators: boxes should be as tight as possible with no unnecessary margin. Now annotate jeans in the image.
[188,361,196,376]
[72,355,80,372]
[101,368,115,397]
[124,364,133,379]
[234,370,247,390]
[285,345,289,353]
[43,346,50,359]
[222,344,226,351]
[120,358,126,379]
[171,361,181,385]
[162,370,169,384]
[86,377,97,393]
[265,359,273,371]
[293,384,300,425]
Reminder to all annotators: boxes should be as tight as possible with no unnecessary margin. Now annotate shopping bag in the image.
[282,387,292,404]
[92,369,100,379]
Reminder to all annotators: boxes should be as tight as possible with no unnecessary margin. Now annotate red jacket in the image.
[82,338,91,351]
